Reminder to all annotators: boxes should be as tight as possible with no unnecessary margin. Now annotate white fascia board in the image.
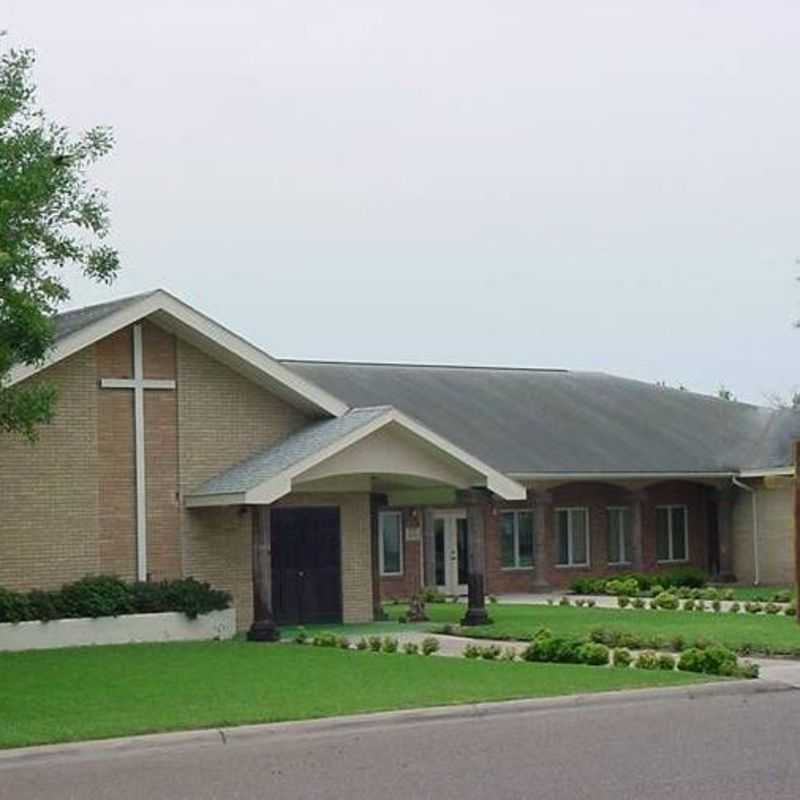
[738,466,795,478]
[508,471,735,482]
[388,409,527,500]
[7,289,348,417]
[184,491,247,508]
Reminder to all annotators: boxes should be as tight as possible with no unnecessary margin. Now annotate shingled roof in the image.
[281,360,800,475]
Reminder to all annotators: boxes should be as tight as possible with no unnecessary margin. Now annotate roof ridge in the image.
[281,358,568,373]
[54,289,160,320]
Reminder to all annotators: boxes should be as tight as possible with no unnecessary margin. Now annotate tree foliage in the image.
[0,41,118,439]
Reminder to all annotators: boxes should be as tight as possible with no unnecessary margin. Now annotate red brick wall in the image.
[380,539,421,601]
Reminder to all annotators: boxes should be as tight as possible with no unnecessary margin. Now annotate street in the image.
[1,685,799,800]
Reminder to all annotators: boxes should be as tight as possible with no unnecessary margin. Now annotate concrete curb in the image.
[0,678,795,768]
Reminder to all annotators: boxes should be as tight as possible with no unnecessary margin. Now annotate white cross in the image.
[99,323,176,581]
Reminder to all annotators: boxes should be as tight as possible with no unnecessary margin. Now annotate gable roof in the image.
[281,360,800,476]
[9,290,348,417]
[187,405,526,506]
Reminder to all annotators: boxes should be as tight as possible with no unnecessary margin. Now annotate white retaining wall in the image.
[0,608,236,652]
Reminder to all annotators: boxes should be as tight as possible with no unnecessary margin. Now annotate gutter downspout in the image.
[732,476,759,586]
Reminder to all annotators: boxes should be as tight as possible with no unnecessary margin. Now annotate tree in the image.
[765,390,800,410]
[0,41,118,440]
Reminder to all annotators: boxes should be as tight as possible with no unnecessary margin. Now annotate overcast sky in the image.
[6,2,799,404]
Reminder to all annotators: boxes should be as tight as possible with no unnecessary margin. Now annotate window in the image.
[556,508,590,566]
[656,506,688,563]
[379,511,403,575]
[501,510,535,568]
[607,507,632,565]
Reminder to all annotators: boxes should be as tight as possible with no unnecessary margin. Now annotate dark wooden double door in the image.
[271,507,342,625]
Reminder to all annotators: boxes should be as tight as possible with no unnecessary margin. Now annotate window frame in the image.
[555,507,591,568]
[607,506,632,566]
[378,510,404,576]
[655,505,689,564]
[500,509,535,570]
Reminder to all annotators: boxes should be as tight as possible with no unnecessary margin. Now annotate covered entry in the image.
[271,507,342,625]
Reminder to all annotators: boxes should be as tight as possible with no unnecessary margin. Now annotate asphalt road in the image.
[2,686,800,800]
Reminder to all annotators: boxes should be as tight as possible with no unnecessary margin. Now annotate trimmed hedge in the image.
[0,576,231,623]
[571,568,707,596]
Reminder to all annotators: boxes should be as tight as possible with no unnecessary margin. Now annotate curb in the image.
[0,677,795,768]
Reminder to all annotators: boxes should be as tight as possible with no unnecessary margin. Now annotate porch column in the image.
[370,493,388,621]
[247,506,279,642]
[422,509,436,588]
[716,486,735,580]
[631,490,646,570]
[533,491,552,590]
[461,490,491,626]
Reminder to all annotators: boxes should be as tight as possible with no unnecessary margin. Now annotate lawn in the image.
[384,602,800,655]
[0,640,707,749]
[713,586,796,602]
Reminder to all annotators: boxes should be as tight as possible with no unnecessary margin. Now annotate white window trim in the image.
[655,505,690,564]
[555,507,591,568]
[607,506,632,566]
[500,509,535,571]
[378,510,404,576]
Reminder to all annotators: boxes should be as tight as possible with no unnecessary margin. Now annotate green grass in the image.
[714,586,795,602]
[387,602,800,655]
[0,640,707,749]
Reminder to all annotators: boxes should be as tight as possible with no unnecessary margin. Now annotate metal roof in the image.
[281,361,800,474]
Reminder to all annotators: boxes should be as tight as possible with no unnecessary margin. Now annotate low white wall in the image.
[0,608,236,652]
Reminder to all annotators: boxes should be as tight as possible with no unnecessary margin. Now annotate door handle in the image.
[298,570,305,577]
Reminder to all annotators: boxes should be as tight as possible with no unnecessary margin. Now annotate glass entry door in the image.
[433,511,469,595]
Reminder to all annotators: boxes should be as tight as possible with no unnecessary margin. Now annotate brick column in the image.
[631,490,647,571]
[370,493,388,620]
[716,486,734,580]
[533,491,552,590]
[247,506,279,642]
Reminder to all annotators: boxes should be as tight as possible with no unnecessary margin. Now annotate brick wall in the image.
[380,515,422,601]
[0,348,100,590]
[176,338,311,629]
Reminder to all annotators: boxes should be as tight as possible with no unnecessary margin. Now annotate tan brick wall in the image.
[0,348,100,590]
[274,492,373,624]
[733,481,795,585]
[176,339,311,628]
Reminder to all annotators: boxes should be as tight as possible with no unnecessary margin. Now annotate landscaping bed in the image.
[386,602,800,657]
[0,640,708,749]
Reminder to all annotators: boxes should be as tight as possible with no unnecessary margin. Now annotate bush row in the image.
[295,630,442,656]
[0,576,231,623]
[570,568,707,595]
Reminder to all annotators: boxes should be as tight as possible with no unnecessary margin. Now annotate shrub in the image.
[765,603,780,615]
[722,589,735,601]
[694,599,706,612]
[632,597,646,609]
[773,589,792,604]
[336,635,350,650]
[294,627,308,644]
[421,636,440,656]
[312,633,337,647]
[606,578,638,597]
[670,634,686,652]
[559,596,571,607]
[423,589,448,604]
[636,651,660,670]
[397,615,408,624]
[522,633,583,664]
[729,602,741,613]
[356,637,369,651]
[577,642,610,666]
[570,577,607,594]
[463,643,482,659]
[654,592,679,610]
[589,626,616,646]
[574,598,586,608]
[58,575,133,618]
[382,636,399,654]
[0,588,31,623]
[660,567,707,589]
[586,598,597,607]
[500,647,517,662]
[657,653,676,671]
[612,648,632,667]
[689,588,703,600]
[682,599,695,612]
[546,598,555,606]
[712,599,722,613]
[480,644,502,660]
[785,604,797,617]
[25,590,61,622]
[403,641,419,655]
[678,645,738,676]
[745,602,763,614]
[701,587,720,601]
[650,584,665,597]
[488,595,498,604]
[368,635,383,652]
[737,661,760,680]
[617,596,630,608]
[676,587,691,599]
